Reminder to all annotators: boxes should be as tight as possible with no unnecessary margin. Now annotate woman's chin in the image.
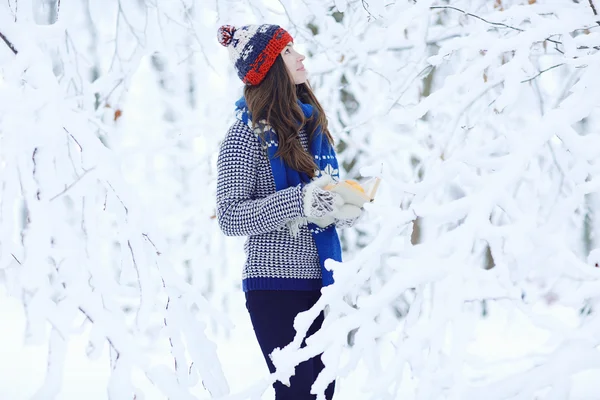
[294,70,308,85]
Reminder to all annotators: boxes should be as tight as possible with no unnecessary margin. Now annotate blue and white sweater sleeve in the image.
[216,121,305,237]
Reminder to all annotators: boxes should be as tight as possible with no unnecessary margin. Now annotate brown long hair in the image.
[244,56,334,178]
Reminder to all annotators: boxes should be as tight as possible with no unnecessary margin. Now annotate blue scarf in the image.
[235,97,341,287]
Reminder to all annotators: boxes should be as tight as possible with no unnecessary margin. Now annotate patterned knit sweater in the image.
[216,120,327,291]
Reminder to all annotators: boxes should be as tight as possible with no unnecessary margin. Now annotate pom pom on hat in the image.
[217,25,236,47]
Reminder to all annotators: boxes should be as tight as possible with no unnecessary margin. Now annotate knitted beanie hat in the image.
[217,24,293,86]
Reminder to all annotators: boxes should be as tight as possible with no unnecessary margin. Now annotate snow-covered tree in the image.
[2,0,600,399]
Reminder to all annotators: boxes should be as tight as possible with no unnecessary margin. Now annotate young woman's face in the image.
[280,43,307,85]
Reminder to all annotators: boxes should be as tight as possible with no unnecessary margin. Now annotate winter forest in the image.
[1,0,600,398]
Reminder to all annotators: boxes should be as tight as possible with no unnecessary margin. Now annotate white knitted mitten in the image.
[302,175,343,218]
[335,216,360,229]
[331,204,362,220]
[335,206,364,229]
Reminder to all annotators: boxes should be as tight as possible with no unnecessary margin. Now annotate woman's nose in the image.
[298,52,305,61]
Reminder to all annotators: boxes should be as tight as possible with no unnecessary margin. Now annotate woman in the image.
[216,24,362,399]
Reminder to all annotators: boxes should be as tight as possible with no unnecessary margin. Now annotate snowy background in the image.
[2,0,600,399]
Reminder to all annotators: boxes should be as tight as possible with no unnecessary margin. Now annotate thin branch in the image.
[127,240,143,326]
[590,0,600,25]
[78,306,120,362]
[8,0,17,22]
[64,128,83,152]
[362,0,377,21]
[0,31,17,54]
[65,134,79,176]
[430,5,523,32]
[32,148,38,176]
[49,167,96,202]
[100,79,124,106]
[178,0,218,74]
[521,63,565,83]
[162,290,179,373]
[142,233,161,255]
[117,0,144,44]
[11,253,22,265]
[106,182,129,215]
[554,41,565,55]
[32,148,41,200]
[591,0,599,15]
[109,4,123,72]
[387,64,434,113]
[430,5,568,49]
[165,297,178,372]
[531,73,545,115]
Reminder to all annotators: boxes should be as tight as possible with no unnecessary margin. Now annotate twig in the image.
[0,31,17,54]
[388,64,434,113]
[78,306,120,362]
[64,128,82,152]
[531,73,545,115]
[11,253,22,265]
[101,79,124,106]
[430,5,523,32]
[49,167,96,202]
[127,240,143,326]
[32,148,38,176]
[8,0,17,22]
[162,285,181,375]
[142,233,161,255]
[521,63,565,83]
[362,0,377,20]
[106,182,129,215]
[32,148,41,201]
[591,0,598,15]
[165,297,178,372]
[109,4,123,72]
[430,5,565,48]
[178,1,211,65]
[589,0,600,26]
[117,0,144,44]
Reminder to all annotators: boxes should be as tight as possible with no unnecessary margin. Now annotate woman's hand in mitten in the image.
[333,204,364,229]
[302,175,344,218]
[331,204,362,220]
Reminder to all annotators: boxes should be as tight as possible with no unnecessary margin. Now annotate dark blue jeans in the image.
[245,290,335,399]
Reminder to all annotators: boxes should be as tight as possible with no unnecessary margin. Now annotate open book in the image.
[324,177,381,207]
